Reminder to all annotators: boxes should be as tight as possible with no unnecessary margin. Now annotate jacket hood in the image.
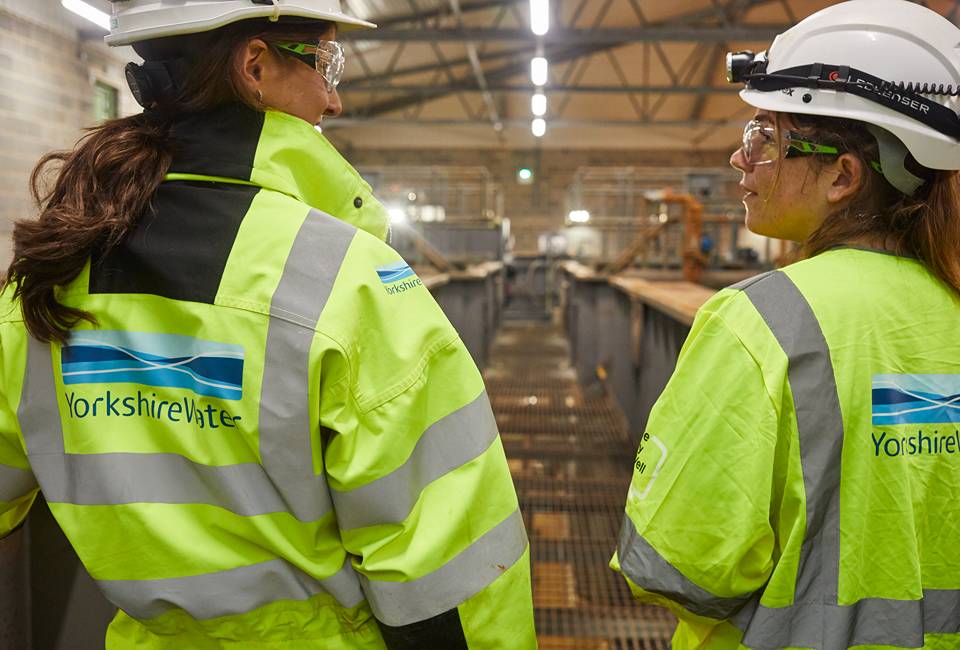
[166,104,389,241]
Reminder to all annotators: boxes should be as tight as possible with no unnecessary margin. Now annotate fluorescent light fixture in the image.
[62,0,110,30]
[531,57,548,86]
[388,208,407,224]
[568,209,590,223]
[532,118,546,138]
[530,0,549,35]
[531,92,547,117]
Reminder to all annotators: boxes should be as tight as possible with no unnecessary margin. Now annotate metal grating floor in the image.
[484,324,675,649]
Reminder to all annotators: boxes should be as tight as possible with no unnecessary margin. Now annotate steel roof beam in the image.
[341,0,782,89]
[324,117,744,130]
[448,0,503,133]
[368,0,780,29]
[372,0,519,27]
[353,41,632,116]
[342,25,788,43]
[344,0,784,119]
[342,83,741,94]
[341,45,531,87]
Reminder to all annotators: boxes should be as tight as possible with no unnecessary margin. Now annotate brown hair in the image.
[6,19,331,343]
[774,113,960,296]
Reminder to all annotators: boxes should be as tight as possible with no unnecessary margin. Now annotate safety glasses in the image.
[741,119,841,166]
[273,40,345,91]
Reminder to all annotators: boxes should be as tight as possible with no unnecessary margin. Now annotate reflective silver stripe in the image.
[732,272,960,648]
[0,464,37,502]
[742,271,844,602]
[98,556,365,621]
[616,513,751,620]
[727,270,775,292]
[30,453,287,515]
[361,507,528,626]
[331,391,499,530]
[19,336,64,455]
[260,208,356,522]
[733,589,960,648]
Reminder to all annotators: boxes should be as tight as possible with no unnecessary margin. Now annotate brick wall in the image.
[0,1,138,269]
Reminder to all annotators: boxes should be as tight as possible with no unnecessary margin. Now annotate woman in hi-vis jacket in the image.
[613,1,960,648]
[0,1,535,648]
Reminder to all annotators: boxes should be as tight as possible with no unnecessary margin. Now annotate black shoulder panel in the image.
[169,104,265,180]
[90,182,258,304]
[377,608,469,650]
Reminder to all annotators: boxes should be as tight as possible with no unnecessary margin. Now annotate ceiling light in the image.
[531,57,548,86]
[532,118,546,138]
[531,92,547,117]
[62,0,110,30]
[530,0,549,36]
[388,208,407,224]
[569,210,590,223]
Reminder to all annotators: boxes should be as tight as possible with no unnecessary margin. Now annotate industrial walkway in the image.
[483,323,675,649]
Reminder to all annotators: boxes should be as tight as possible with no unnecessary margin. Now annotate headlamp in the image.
[726,51,758,84]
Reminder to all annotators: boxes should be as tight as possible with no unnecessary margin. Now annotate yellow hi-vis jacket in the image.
[0,104,535,649]
[612,248,960,649]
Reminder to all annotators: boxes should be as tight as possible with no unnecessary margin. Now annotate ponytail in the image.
[790,113,960,299]
[908,170,960,296]
[5,17,334,343]
[6,114,173,342]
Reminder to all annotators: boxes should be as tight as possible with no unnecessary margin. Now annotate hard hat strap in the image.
[251,0,282,20]
[866,124,932,197]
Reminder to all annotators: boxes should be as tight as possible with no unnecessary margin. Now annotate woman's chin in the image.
[744,212,777,239]
[743,208,760,232]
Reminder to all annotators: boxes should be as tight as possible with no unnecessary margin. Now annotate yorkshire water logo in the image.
[872,374,960,426]
[61,331,244,401]
[376,261,423,295]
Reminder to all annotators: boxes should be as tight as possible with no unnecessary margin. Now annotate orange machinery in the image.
[603,190,706,283]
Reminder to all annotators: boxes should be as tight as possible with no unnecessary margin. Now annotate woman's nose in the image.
[325,87,342,117]
[730,146,750,172]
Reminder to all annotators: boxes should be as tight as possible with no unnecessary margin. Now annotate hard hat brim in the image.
[106,6,375,47]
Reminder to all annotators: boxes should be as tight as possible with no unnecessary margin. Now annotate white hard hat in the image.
[729,0,960,172]
[106,0,375,46]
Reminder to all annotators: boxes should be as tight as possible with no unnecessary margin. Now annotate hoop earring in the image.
[256,88,264,105]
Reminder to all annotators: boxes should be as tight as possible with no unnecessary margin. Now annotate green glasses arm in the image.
[785,137,884,174]
[784,138,840,158]
[272,43,315,69]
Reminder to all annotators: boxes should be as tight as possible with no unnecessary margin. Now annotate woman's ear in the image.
[237,38,270,94]
[826,153,865,205]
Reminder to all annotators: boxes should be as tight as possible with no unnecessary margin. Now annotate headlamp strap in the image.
[836,66,850,84]
[747,63,960,141]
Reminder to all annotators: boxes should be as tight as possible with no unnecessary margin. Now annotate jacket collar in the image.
[166,103,388,241]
